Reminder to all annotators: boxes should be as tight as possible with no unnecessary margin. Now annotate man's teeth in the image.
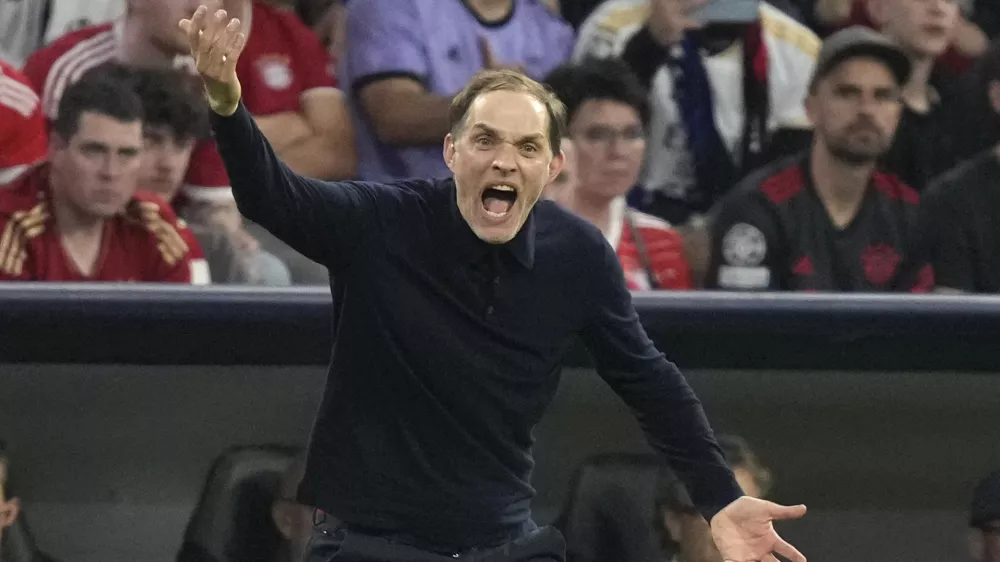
[492,185,516,192]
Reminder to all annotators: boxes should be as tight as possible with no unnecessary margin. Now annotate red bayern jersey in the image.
[0,60,47,185]
[179,1,339,201]
[21,21,231,199]
[607,199,693,291]
[0,165,200,283]
[21,22,118,121]
[237,1,337,115]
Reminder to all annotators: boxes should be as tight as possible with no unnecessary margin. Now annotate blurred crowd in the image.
[0,0,999,292]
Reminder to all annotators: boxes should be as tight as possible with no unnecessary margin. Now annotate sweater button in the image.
[486,305,494,315]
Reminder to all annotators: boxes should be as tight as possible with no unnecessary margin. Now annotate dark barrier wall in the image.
[2,285,1000,562]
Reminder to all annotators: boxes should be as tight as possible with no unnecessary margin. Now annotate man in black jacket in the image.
[178,4,809,561]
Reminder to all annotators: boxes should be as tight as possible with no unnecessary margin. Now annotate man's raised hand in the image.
[179,3,247,116]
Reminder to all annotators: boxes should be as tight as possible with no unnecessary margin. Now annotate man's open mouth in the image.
[481,184,518,218]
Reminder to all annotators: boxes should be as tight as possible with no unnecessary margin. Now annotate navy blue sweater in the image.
[210,102,742,549]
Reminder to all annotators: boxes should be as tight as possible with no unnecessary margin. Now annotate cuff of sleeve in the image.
[695,481,745,523]
[210,99,249,126]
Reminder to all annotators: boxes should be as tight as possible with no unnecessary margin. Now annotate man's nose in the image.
[491,142,517,173]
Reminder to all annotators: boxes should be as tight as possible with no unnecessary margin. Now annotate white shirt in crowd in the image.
[573,0,820,203]
[0,0,124,67]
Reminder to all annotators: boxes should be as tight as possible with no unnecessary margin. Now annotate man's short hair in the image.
[543,57,650,127]
[52,64,145,142]
[448,69,567,154]
[132,66,210,143]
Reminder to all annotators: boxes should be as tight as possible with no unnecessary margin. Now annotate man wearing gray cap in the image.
[705,26,934,293]
[969,470,1000,562]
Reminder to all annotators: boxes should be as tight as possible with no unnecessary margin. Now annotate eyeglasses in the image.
[577,125,646,146]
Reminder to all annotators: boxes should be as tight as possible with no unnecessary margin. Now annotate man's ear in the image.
[443,133,457,170]
[804,90,818,127]
[0,497,20,528]
[50,132,69,154]
[271,501,294,540]
[546,148,565,185]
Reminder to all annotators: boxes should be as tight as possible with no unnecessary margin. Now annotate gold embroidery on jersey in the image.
[126,201,189,267]
[0,203,49,276]
[596,4,650,34]
[760,7,821,59]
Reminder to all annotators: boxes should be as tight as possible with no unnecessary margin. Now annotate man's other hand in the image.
[179,3,248,116]
[710,496,807,562]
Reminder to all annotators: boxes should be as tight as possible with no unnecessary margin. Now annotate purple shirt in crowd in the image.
[344,0,575,181]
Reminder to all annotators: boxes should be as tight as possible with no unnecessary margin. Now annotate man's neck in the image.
[810,144,873,229]
[566,190,615,238]
[121,17,176,66]
[901,55,936,114]
[465,0,514,21]
[50,180,107,275]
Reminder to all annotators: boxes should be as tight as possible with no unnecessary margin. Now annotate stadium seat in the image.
[176,444,302,562]
[556,453,674,562]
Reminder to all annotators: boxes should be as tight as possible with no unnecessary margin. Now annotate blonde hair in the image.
[448,69,568,154]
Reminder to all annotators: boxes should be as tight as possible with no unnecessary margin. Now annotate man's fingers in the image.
[772,537,806,562]
[199,9,228,58]
[762,555,780,562]
[222,26,247,75]
[181,5,208,55]
[770,503,807,521]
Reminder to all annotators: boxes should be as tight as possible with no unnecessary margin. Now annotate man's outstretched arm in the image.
[180,3,378,270]
[580,241,807,562]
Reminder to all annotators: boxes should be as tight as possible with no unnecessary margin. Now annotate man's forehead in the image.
[467,92,548,133]
[76,115,142,141]
[823,59,898,87]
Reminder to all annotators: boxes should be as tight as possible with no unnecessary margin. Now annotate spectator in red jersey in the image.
[0,60,47,186]
[0,69,200,282]
[20,0,335,283]
[214,0,355,183]
[20,0,250,232]
[227,0,356,285]
[705,27,933,292]
[131,65,291,285]
[546,58,693,291]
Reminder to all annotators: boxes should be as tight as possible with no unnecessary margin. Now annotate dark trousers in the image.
[303,511,565,562]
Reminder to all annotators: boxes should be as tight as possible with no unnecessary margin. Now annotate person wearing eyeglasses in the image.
[545,57,694,291]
